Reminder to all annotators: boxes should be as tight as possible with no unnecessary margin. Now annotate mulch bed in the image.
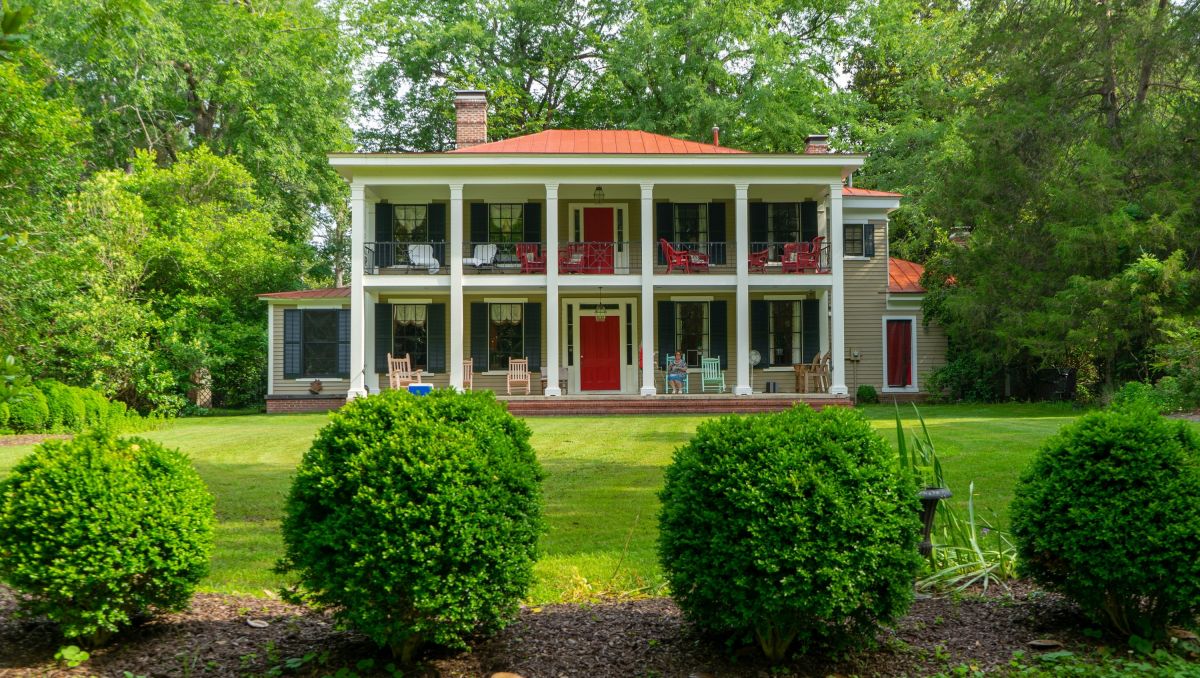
[0,582,1094,677]
[0,434,72,447]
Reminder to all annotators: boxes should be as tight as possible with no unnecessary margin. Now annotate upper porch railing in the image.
[464,241,640,274]
[365,241,447,275]
[749,240,831,274]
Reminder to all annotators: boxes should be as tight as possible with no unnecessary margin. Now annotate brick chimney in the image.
[804,134,830,154]
[454,90,488,149]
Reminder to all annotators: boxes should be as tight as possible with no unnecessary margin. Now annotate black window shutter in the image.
[470,202,488,243]
[426,304,446,373]
[283,309,301,379]
[655,202,673,264]
[709,301,728,370]
[657,301,675,365]
[802,299,821,363]
[523,202,541,243]
[801,200,819,241]
[337,309,350,378]
[427,203,446,242]
[749,203,768,244]
[750,300,770,367]
[375,203,394,268]
[523,302,541,372]
[864,223,876,257]
[707,201,726,265]
[470,303,488,369]
[374,303,392,374]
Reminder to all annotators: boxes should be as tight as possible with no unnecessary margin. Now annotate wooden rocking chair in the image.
[700,357,726,393]
[387,353,423,390]
[506,358,530,395]
[462,358,473,390]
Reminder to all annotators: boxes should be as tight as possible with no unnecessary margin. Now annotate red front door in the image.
[582,207,614,273]
[579,315,621,390]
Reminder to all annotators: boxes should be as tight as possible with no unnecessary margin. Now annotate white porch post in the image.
[733,184,752,395]
[828,183,848,396]
[639,183,657,396]
[449,183,465,390]
[348,182,368,399]
[819,288,830,357]
[544,183,562,396]
[365,290,380,393]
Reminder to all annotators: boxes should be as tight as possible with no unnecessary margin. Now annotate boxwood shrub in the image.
[0,402,9,431]
[658,405,921,661]
[7,387,49,432]
[278,389,545,663]
[0,433,214,644]
[38,380,84,431]
[1011,405,1200,638]
[856,384,879,404]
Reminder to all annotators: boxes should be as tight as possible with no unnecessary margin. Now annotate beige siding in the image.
[843,222,890,394]
[270,303,352,397]
[652,291,737,393]
[463,293,548,393]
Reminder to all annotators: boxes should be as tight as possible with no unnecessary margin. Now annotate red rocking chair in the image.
[516,243,546,273]
[748,248,769,273]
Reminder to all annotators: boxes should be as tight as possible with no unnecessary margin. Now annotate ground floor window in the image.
[886,318,914,388]
[489,303,525,370]
[392,304,428,369]
[283,308,348,379]
[769,301,802,366]
[675,302,708,367]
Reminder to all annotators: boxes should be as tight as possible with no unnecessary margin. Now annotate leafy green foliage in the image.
[856,384,879,404]
[0,402,8,429]
[6,387,48,432]
[926,354,1004,403]
[658,405,920,661]
[1109,381,1187,415]
[1154,319,1200,410]
[0,433,214,644]
[278,390,545,663]
[0,0,32,59]
[1011,407,1200,638]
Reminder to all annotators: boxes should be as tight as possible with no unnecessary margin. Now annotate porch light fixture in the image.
[594,287,608,322]
[593,186,605,202]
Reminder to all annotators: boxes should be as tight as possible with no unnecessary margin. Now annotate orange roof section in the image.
[257,287,350,300]
[450,129,747,154]
[889,258,926,294]
[844,186,904,197]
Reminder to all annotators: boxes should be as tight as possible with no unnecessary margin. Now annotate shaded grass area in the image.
[4,403,1188,603]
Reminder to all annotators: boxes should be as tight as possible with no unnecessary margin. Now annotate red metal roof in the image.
[844,186,904,197]
[451,129,747,154]
[889,258,926,294]
[257,287,350,300]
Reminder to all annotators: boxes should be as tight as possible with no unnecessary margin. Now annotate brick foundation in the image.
[265,396,346,414]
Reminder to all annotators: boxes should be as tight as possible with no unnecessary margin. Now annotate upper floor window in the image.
[489,204,525,243]
[393,205,429,242]
[673,204,708,243]
[844,223,876,257]
[768,203,801,242]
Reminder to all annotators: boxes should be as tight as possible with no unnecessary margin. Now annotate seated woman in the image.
[666,351,688,394]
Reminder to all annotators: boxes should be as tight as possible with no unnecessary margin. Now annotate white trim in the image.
[388,298,434,305]
[842,256,871,261]
[330,154,865,171]
[294,378,346,383]
[266,306,274,396]
[881,315,919,393]
[669,295,713,302]
[561,297,637,394]
[762,293,812,301]
[484,297,529,303]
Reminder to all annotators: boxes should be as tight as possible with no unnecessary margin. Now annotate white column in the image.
[365,290,380,393]
[348,183,368,399]
[639,183,657,396]
[819,289,830,357]
[828,183,848,395]
[449,183,465,390]
[733,184,752,395]
[544,183,562,396]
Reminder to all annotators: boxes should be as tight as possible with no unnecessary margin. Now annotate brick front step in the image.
[265,396,346,414]
[499,395,852,416]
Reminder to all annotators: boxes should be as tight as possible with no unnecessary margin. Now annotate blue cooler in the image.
[407,384,433,396]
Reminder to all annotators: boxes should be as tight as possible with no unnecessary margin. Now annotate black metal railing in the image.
[655,241,730,273]
[463,241,546,273]
[557,241,638,274]
[748,240,831,274]
[364,241,447,274]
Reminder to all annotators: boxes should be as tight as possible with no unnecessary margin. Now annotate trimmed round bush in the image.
[7,387,49,432]
[79,388,108,429]
[1011,406,1200,638]
[0,433,214,644]
[856,384,879,404]
[658,405,921,661]
[278,389,545,662]
[38,380,85,432]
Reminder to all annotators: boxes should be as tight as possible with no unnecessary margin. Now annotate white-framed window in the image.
[392,205,429,242]
[675,301,709,368]
[768,301,803,366]
[673,204,708,243]
[882,316,918,391]
[844,223,875,257]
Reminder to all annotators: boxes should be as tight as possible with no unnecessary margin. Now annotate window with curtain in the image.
[488,303,525,370]
[767,203,801,242]
[489,204,525,243]
[675,302,709,368]
[769,301,803,366]
[392,205,429,242]
[301,310,341,377]
[886,319,914,388]
[392,304,428,370]
[673,204,708,243]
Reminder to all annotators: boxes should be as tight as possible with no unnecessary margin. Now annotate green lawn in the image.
[3,403,1182,604]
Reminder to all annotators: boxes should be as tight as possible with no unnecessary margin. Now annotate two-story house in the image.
[258,90,946,413]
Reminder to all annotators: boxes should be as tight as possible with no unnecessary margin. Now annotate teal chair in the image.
[701,357,726,393]
[664,353,688,394]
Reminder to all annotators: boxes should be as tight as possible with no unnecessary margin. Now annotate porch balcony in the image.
[462,241,642,275]
[748,240,831,274]
[365,241,448,275]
